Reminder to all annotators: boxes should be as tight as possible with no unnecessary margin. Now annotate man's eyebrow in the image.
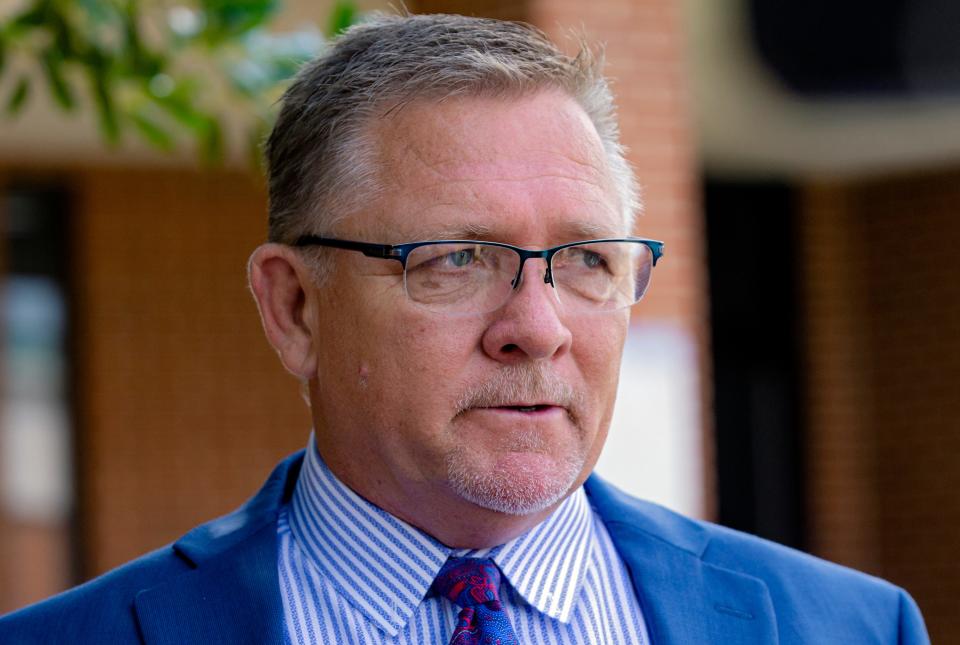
[562,220,618,239]
[415,223,496,240]
[406,219,622,243]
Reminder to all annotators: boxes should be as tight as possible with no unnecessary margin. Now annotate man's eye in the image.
[446,249,475,267]
[569,249,607,269]
[581,251,604,268]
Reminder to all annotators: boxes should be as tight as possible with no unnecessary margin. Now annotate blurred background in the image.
[0,0,957,641]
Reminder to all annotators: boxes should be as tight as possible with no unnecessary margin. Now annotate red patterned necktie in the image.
[432,557,519,645]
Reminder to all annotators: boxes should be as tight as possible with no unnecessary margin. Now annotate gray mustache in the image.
[455,365,585,416]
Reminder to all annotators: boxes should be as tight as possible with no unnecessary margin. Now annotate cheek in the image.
[573,317,627,386]
[364,315,484,415]
[361,318,487,476]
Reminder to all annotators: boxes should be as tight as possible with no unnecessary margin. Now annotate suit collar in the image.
[585,475,780,644]
[585,473,712,557]
[135,451,305,645]
[173,451,304,566]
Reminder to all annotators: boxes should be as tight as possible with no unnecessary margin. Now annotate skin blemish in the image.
[358,363,369,388]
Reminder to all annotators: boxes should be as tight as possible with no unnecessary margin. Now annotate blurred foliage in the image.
[0,0,358,164]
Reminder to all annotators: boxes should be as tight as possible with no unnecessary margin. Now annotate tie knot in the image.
[433,557,503,609]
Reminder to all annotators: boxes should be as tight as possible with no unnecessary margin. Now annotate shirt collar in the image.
[472,486,594,622]
[288,433,594,635]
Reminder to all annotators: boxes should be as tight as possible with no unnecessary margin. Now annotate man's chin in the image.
[445,450,582,516]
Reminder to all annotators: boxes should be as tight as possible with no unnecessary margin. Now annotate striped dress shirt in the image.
[278,434,650,644]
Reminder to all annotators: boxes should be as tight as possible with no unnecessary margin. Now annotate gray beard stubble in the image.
[446,364,588,516]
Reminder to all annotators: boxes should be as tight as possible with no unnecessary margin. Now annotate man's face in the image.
[307,91,630,534]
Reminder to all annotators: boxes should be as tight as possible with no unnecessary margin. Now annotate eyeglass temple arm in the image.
[625,238,665,265]
[293,236,404,260]
[648,241,664,266]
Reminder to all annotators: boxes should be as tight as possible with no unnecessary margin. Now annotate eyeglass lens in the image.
[403,241,654,314]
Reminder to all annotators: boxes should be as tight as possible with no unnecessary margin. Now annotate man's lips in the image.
[472,404,564,415]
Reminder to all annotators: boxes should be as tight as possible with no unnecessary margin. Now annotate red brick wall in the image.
[73,168,309,575]
[801,184,882,574]
[414,0,527,20]
[0,523,71,612]
[801,170,960,643]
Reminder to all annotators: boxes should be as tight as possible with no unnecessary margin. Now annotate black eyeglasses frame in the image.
[293,235,664,290]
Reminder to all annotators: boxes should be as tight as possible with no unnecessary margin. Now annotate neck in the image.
[383,491,561,549]
[320,450,564,549]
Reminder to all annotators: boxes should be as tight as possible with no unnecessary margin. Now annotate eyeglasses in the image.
[293,236,664,315]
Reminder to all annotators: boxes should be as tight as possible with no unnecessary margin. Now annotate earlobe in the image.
[248,244,318,379]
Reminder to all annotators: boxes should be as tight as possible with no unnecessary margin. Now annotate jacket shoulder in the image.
[587,472,896,589]
[0,452,305,645]
[700,517,927,642]
[0,545,189,644]
[585,474,930,643]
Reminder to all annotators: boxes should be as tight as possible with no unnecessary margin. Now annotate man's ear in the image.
[248,243,319,380]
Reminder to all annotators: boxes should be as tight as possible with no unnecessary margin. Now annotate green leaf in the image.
[41,48,74,110]
[0,0,349,163]
[9,2,51,32]
[153,91,207,132]
[76,0,114,26]
[48,8,76,60]
[200,0,281,44]
[5,77,30,115]
[89,65,120,143]
[130,110,175,151]
[326,0,357,38]
[121,2,147,74]
[199,116,223,163]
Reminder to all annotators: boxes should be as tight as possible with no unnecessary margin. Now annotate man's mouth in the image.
[453,366,584,422]
[484,404,559,414]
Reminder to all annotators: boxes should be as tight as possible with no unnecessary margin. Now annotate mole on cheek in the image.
[358,363,369,388]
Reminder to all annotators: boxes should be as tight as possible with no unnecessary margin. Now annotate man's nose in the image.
[480,259,573,363]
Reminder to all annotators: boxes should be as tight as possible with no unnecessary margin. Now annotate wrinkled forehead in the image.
[351,92,625,243]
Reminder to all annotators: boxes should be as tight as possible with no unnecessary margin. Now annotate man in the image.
[0,13,929,645]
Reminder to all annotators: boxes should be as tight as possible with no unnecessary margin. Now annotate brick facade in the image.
[801,170,960,642]
[73,168,310,575]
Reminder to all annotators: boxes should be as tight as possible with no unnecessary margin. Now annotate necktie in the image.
[433,557,519,645]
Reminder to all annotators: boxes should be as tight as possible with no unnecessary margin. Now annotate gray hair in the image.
[264,13,639,250]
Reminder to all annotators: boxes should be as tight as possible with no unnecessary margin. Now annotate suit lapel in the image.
[135,521,284,645]
[586,476,779,644]
[134,453,304,645]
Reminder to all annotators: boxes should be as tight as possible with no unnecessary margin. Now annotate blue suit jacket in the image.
[0,451,929,644]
